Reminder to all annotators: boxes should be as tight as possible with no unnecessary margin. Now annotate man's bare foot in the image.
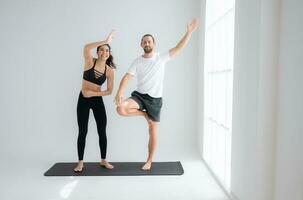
[100,160,114,169]
[74,161,84,172]
[141,161,152,171]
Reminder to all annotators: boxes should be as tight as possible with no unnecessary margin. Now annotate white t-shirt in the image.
[127,51,171,98]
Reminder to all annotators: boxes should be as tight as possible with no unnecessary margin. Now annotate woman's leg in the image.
[92,98,113,169]
[74,94,90,172]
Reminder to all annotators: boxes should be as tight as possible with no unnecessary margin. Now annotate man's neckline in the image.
[141,53,156,59]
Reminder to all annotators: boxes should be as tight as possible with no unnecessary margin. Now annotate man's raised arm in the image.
[169,18,199,58]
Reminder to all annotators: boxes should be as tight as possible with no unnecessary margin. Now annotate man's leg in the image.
[116,98,148,119]
[117,98,160,170]
[142,120,158,170]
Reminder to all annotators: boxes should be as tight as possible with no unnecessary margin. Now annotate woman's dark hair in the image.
[97,44,116,69]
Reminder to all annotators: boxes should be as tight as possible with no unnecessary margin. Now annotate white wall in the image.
[275,0,303,200]
[0,0,201,166]
[256,1,280,199]
[230,0,279,200]
[229,0,303,200]
[231,0,262,198]
[197,0,206,157]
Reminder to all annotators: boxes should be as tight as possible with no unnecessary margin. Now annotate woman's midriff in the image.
[81,79,101,93]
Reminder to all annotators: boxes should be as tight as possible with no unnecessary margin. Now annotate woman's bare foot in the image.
[141,161,152,171]
[100,160,114,169]
[74,161,84,172]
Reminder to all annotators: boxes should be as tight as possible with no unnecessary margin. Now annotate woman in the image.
[74,31,116,172]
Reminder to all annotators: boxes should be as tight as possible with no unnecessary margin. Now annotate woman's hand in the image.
[105,30,115,44]
[82,90,96,98]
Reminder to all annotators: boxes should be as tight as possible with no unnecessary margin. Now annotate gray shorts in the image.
[130,91,163,122]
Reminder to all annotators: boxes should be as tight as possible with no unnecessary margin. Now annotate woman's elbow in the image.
[107,89,113,95]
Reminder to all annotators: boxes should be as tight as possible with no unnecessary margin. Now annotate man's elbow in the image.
[169,49,178,58]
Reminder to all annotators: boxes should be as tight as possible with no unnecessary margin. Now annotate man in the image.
[115,18,199,170]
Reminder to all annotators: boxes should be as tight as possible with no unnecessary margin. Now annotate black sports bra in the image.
[83,59,107,86]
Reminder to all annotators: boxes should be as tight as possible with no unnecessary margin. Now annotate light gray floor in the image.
[0,159,229,200]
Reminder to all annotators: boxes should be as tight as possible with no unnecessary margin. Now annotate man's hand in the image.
[114,93,123,106]
[169,18,199,58]
[187,18,199,33]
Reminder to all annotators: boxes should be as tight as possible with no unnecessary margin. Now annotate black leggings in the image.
[77,91,107,160]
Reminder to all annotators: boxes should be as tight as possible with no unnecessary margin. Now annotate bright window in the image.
[203,0,235,190]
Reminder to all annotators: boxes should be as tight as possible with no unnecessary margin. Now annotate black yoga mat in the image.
[44,162,184,176]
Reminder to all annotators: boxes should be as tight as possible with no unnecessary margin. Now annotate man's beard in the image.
[143,46,153,53]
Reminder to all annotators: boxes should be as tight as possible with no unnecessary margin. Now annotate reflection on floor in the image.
[0,159,229,200]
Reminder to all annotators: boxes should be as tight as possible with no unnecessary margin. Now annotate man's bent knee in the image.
[116,105,127,116]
